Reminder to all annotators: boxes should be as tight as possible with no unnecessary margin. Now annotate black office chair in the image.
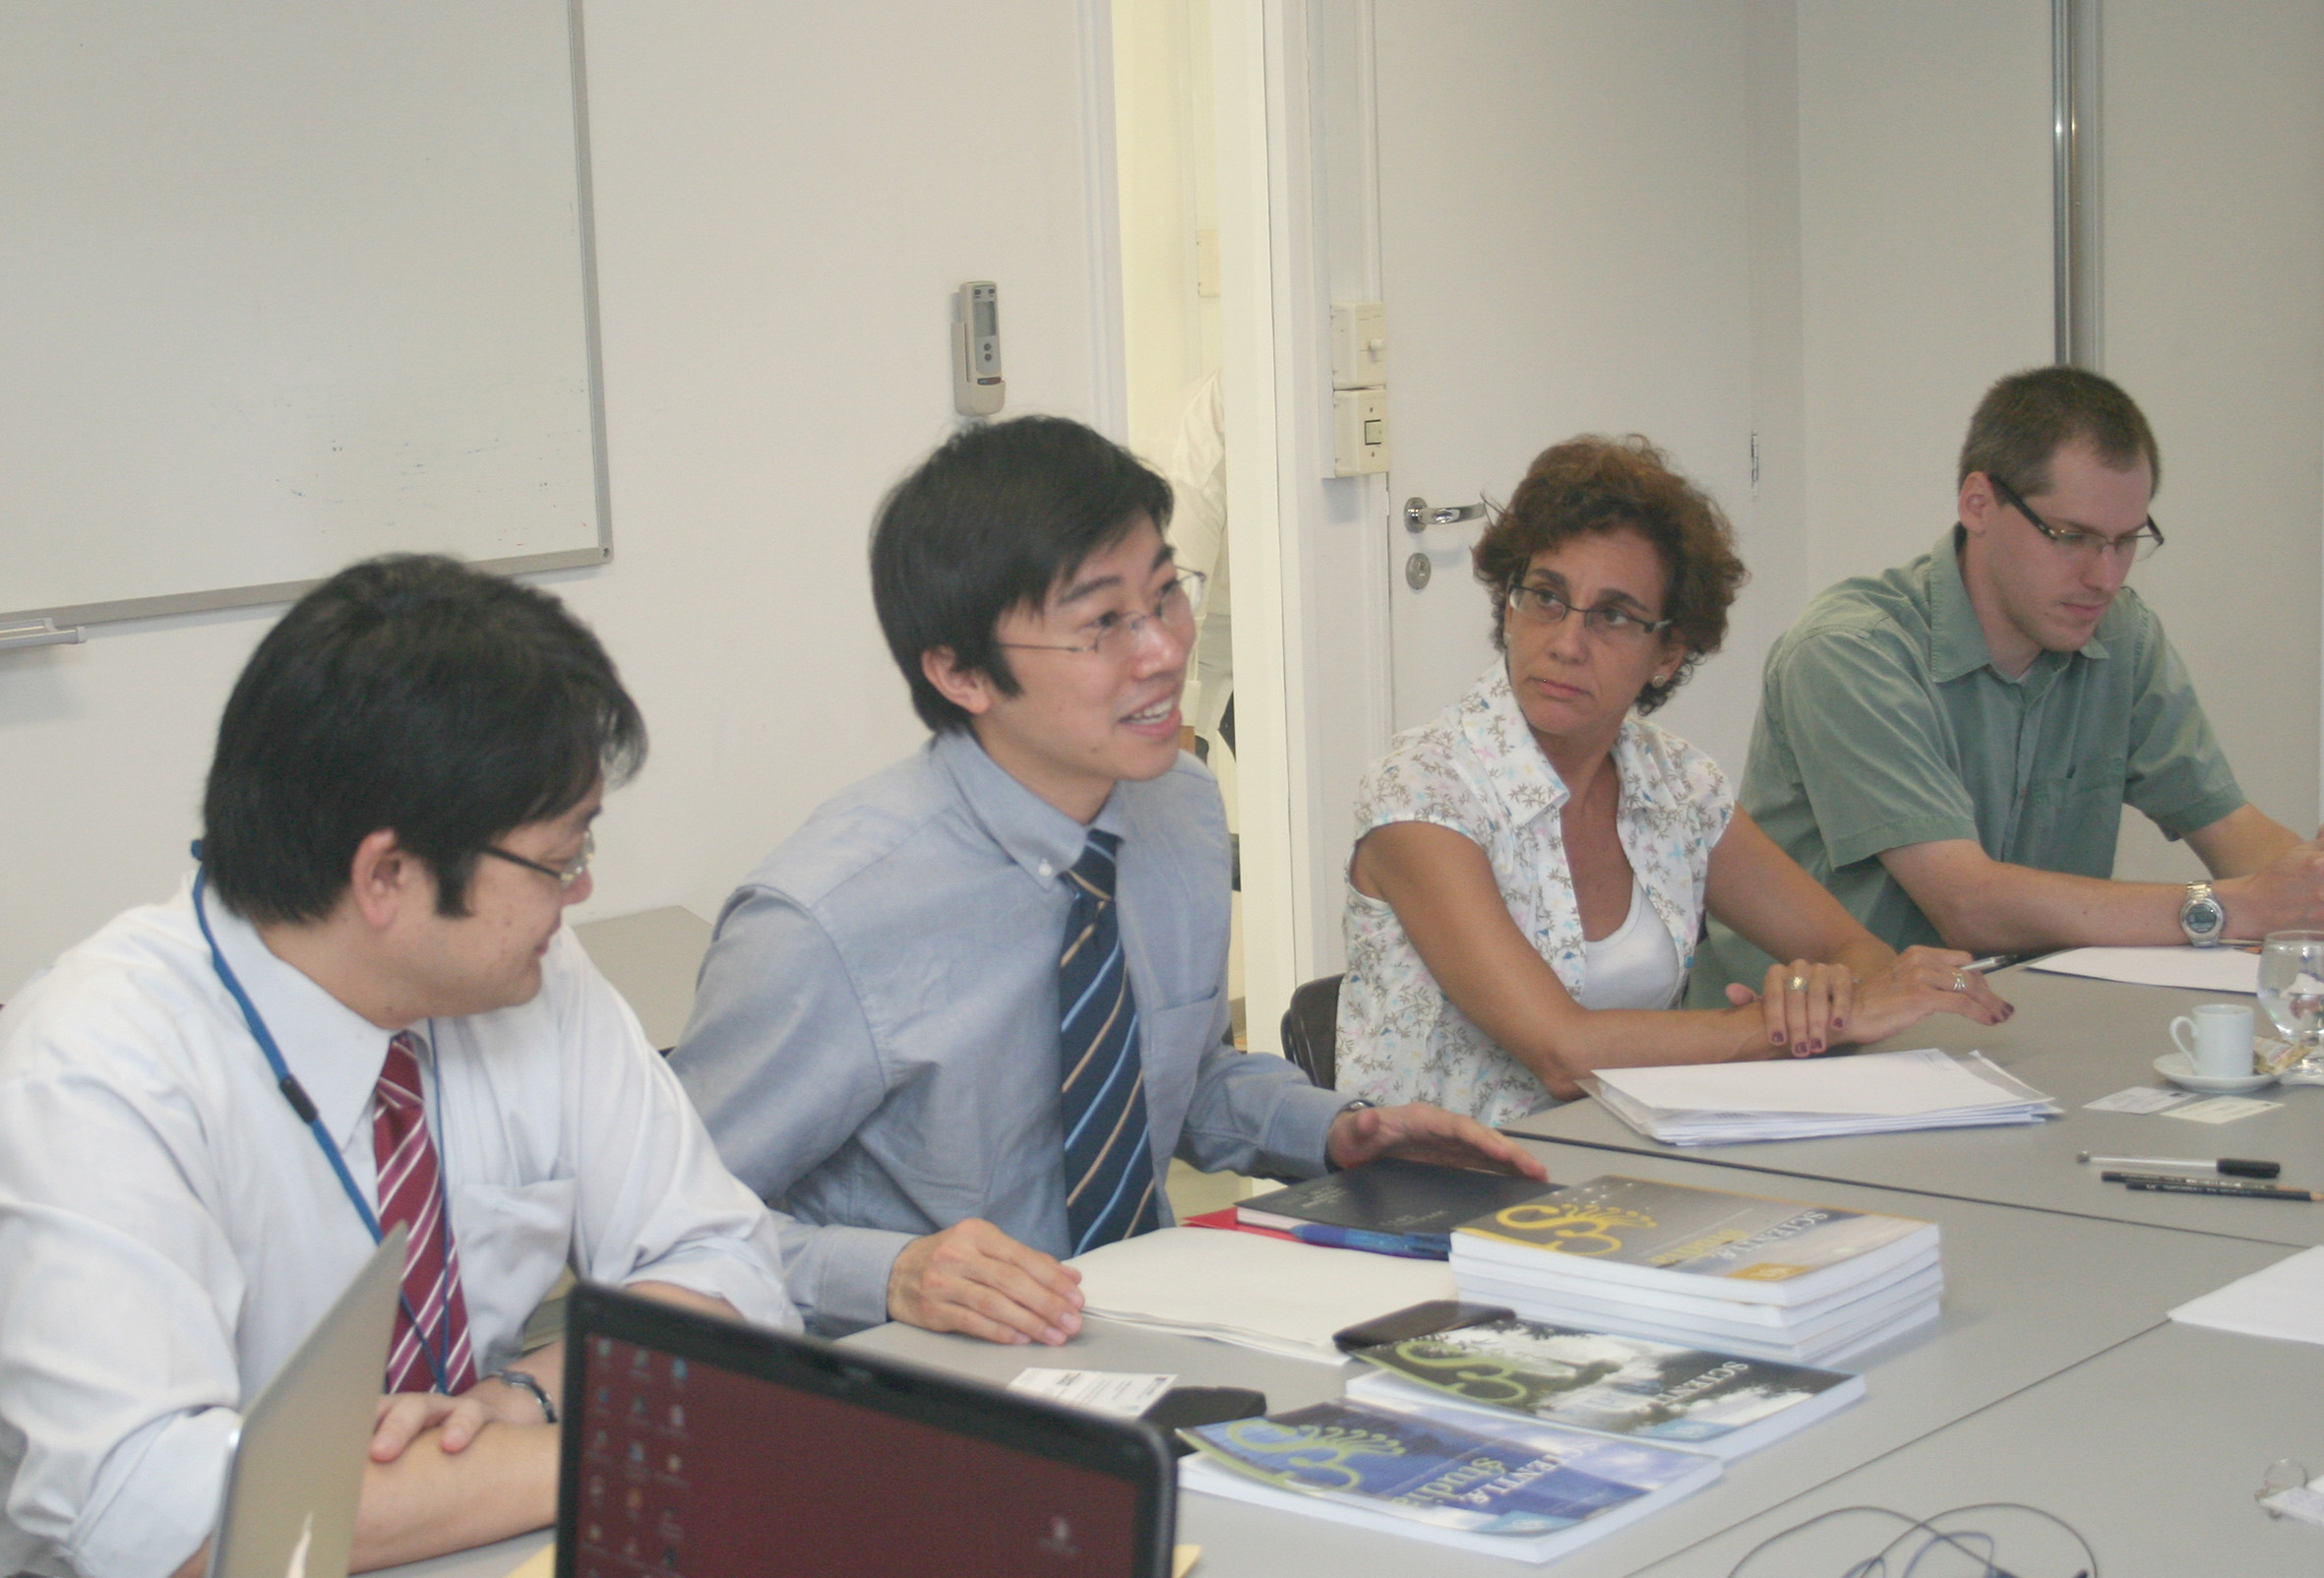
[1278,973,1344,1090]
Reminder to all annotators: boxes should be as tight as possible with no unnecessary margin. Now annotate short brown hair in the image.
[1471,434,1746,715]
[1958,365,2162,496]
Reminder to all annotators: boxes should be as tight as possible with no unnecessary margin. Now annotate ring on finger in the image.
[1951,969,1968,993]
[1788,974,1807,993]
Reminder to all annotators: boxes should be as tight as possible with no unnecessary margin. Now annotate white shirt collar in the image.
[1457,661,1681,827]
[190,875,402,1149]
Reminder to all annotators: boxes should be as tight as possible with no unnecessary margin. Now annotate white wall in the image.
[2105,0,2324,876]
[0,0,1112,995]
[1794,0,2054,589]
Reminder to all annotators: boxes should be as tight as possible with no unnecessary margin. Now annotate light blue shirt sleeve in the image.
[672,887,914,1334]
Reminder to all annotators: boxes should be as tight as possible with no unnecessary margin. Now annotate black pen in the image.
[2109,1174,2324,1202]
[2079,1152,2282,1179]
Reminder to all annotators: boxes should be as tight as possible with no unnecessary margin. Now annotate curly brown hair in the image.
[1471,434,1746,715]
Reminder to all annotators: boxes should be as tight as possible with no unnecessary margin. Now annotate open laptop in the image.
[208,1227,404,1578]
[559,1283,1177,1578]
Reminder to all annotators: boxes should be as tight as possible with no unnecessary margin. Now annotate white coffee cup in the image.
[2171,1002,2256,1078]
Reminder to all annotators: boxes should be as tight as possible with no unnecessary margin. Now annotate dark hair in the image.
[870,415,1174,732]
[202,554,645,924]
[1958,365,2162,496]
[1471,434,1746,715]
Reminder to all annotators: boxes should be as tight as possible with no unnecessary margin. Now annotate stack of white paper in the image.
[1587,1049,2060,1146]
[2168,1246,2324,1346]
[1068,1226,1457,1365]
[2027,945,2260,994]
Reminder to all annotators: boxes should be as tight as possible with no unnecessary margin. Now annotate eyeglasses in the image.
[480,827,594,889]
[998,571,1208,660]
[1989,474,2165,563]
[1505,581,1672,642]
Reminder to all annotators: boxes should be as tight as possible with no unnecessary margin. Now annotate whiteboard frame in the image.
[0,0,612,636]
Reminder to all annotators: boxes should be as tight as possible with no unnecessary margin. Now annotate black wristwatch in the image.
[2179,880,2227,947]
[491,1366,558,1425]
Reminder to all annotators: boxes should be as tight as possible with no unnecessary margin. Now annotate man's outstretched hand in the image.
[1324,1102,1550,1180]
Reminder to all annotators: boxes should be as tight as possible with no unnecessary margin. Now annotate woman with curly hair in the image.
[1337,435,2012,1123]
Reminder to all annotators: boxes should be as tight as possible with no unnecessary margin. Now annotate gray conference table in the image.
[1505,961,2324,1246]
[387,1132,2299,1578]
[1637,1319,2324,1577]
[384,961,2324,1578]
[849,1138,2285,1578]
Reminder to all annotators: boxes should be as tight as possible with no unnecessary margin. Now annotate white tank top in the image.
[1575,878,1683,1011]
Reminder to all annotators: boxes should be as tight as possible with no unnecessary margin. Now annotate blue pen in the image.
[1288,1224,1449,1259]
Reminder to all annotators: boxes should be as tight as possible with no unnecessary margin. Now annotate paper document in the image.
[1070,1227,1455,1365]
[1586,1049,2059,1146]
[2082,1085,2203,1115]
[2027,945,2259,994]
[2170,1246,2324,1345]
[2161,1096,2282,1124]
[1008,1367,1176,1418]
[1599,1047,2036,1118]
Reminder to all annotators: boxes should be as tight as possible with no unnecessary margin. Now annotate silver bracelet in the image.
[491,1366,557,1425]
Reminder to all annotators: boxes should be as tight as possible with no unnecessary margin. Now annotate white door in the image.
[1374,2,1757,756]
[1365,3,2054,778]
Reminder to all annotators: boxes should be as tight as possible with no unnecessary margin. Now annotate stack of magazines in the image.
[1447,1176,1941,1365]
[1586,1048,2059,1146]
[1340,1316,1864,1461]
[1178,1393,1720,1561]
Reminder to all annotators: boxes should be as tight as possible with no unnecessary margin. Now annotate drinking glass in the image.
[2258,931,2324,1075]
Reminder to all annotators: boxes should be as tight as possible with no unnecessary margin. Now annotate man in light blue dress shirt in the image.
[671,416,1541,1342]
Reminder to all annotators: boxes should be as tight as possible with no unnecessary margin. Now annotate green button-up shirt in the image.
[1693,528,2245,997]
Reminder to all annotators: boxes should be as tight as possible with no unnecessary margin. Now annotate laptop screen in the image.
[561,1286,1172,1578]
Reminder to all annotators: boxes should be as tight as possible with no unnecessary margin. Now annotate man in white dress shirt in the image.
[0,557,797,1578]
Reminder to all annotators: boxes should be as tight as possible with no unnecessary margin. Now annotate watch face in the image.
[2184,893,2226,939]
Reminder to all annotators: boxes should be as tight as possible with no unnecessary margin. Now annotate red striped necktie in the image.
[374,1031,477,1395]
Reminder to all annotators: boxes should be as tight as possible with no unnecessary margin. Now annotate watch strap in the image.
[491,1366,557,1424]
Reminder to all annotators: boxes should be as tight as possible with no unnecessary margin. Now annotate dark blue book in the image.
[1178,1393,1719,1559]
[1237,1158,1553,1258]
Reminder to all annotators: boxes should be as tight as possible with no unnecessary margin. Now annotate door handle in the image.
[1404,497,1486,532]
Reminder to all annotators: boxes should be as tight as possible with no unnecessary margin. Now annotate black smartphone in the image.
[1331,1299,1515,1354]
[1140,1385,1268,1455]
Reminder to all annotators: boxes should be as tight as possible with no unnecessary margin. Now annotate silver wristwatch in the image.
[2178,880,2227,947]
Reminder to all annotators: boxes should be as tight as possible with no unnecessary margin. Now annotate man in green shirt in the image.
[1697,366,2324,997]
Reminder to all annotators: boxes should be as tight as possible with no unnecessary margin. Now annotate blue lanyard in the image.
[191,860,457,1395]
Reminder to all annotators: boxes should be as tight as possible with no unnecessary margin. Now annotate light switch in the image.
[1332,389,1389,476]
[1329,302,1387,391]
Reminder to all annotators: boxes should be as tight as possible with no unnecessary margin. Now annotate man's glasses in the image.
[999,571,1208,661]
[1505,581,1673,643]
[1989,474,2164,563]
[481,827,594,889]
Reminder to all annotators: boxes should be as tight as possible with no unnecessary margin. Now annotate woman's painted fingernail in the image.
[1771,1030,1786,1045]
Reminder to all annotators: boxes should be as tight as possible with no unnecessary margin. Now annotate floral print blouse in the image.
[1335,661,1735,1125]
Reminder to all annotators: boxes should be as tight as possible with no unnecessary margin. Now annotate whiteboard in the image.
[0,0,609,632]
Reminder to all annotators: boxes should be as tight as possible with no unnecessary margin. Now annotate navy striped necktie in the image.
[1058,828,1160,1254]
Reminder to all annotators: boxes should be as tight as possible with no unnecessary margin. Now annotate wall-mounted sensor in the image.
[952,281,1005,417]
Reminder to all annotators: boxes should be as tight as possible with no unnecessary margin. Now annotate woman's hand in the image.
[1838,946,2014,1046]
[1728,959,1860,1057]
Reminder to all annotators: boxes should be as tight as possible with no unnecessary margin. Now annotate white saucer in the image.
[2154,1051,2278,1095]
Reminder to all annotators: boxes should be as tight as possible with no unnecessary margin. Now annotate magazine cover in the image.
[1454,1176,1935,1300]
[1178,1395,1716,1543]
[1348,1318,1863,1454]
